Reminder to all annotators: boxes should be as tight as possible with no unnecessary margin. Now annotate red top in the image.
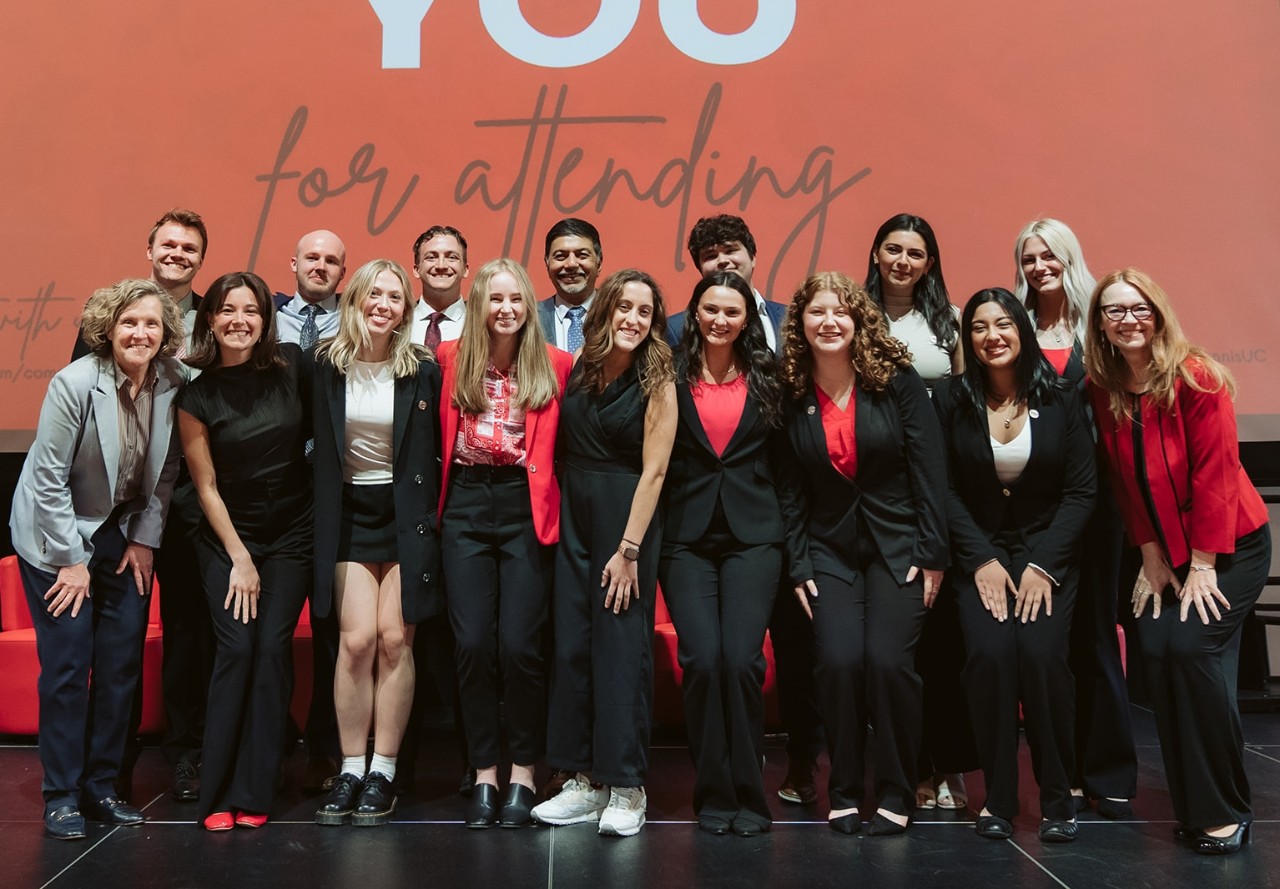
[1087,360,1268,566]
[436,340,573,545]
[691,375,747,457]
[1042,347,1072,376]
[816,385,857,479]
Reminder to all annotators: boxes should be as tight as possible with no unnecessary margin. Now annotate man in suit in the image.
[274,230,347,349]
[538,218,603,352]
[410,225,469,349]
[667,215,787,352]
[14,278,185,838]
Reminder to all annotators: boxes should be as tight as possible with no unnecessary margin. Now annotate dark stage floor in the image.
[2,705,1278,889]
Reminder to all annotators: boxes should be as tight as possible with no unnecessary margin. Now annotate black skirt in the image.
[338,482,397,563]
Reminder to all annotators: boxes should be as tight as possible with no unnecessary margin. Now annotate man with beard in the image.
[538,218,603,352]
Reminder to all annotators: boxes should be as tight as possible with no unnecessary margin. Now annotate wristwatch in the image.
[618,542,640,562]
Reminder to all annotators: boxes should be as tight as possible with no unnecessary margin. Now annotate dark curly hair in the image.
[780,272,912,399]
[676,271,782,428]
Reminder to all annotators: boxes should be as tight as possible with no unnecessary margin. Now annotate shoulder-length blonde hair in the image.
[1084,267,1233,420]
[80,278,185,360]
[314,259,427,378]
[451,258,558,413]
[1013,218,1096,341]
[780,272,912,398]
[574,269,674,399]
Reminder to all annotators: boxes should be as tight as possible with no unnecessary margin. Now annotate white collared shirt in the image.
[410,296,467,346]
[276,293,341,345]
[751,287,777,351]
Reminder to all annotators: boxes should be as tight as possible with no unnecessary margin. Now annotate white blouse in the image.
[990,419,1032,485]
[344,360,395,484]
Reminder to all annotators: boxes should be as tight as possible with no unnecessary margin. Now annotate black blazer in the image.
[663,379,792,551]
[932,377,1096,581]
[311,352,444,623]
[781,367,949,584]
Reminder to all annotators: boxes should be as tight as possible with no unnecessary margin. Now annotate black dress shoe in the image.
[976,814,1013,839]
[499,784,536,828]
[44,805,86,840]
[316,773,362,825]
[171,760,199,802]
[466,783,499,829]
[698,816,730,835]
[86,796,144,826]
[1096,798,1133,820]
[1196,821,1250,856]
[867,813,908,836]
[1071,794,1088,814]
[353,772,396,827]
[459,768,477,799]
[730,817,770,837]
[1039,819,1079,843]
[828,812,861,835]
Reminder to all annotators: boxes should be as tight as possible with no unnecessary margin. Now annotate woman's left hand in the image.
[906,566,944,608]
[1015,566,1053,623]
[1179,566,1229,624]
[602,552,640,614]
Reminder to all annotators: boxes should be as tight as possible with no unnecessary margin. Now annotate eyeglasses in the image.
[1100,303,1154,322]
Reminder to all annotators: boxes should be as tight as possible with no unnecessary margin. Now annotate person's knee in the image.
[339,626,378,667]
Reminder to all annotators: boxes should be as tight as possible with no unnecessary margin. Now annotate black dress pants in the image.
[810,552,927,815]
[957,551,1078,822]
[768,585,823,767]
[659,524,779,829]
[443,467,552,768]
[19,522,149,812]
[1139,526,1270,830]
[1068,492,1137,799]
[196,537,309,818]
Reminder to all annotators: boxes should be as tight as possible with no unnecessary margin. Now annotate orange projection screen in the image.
[2,1,1278,447]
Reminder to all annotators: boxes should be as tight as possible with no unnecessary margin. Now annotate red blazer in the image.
[1088,361,1267,567]
[436,339,573,545]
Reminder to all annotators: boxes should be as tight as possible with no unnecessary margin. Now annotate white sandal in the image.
[935,774,968,811]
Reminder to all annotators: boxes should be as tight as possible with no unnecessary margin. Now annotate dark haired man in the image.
[538,218,603,352]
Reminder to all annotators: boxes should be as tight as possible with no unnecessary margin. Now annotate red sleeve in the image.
[1179,363,1245,554]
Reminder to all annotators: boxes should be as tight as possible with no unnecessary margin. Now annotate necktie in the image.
[424,312,445,352]
[566,305,586,353]
[299,304,321,350]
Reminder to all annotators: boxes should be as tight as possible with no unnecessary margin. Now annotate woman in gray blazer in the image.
[9,278,185,840]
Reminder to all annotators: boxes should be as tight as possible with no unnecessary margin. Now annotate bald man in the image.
[275,230,347,349]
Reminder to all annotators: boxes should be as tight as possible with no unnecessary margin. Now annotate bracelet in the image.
[621,537,640,547]
[1189,564,1215,573]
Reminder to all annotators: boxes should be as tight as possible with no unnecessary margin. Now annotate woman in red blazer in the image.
[1086,268,1269,856]
[436,258,573,830]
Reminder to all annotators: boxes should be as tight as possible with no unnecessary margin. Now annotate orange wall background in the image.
[2,1,1278,444]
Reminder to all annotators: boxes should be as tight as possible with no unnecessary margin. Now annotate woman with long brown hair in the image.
[532,269,677,838]
[778,272,948,835]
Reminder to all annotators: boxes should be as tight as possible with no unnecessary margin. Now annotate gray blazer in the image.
[10,353,185,572]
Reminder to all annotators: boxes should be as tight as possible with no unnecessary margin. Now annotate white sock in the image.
[341,755,368,779]
[369,753,397,782]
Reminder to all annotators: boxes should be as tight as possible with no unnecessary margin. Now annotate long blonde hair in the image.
[314,259,427,378]
[1084,267,1233,420]
[451,259,558,413]
[1013,218,1096,340]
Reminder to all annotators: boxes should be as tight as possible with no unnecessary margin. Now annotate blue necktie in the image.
[566,305,586,353]
[300,304,321,350]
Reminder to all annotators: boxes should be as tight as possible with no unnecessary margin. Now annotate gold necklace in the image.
[986,395,1019,429]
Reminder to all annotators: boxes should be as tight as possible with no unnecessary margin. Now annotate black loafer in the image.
[1039,819,1078,843]
[867,813,908,836]
[353,772,396,827]
[171,761,200,802]
[976,814,1013,839]
[459,768,477,799]
[1096,798,1133,820]
[730,817,770,837]
[466,783,500,829]
[44,805,86,840]
[828,813,861,835]
[499,784,536,828]
[316,773,362,826]
[698,816,730,835]
[86,796,144,826]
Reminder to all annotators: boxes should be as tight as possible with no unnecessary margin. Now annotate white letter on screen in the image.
[479,0,641,68]
[658,0,795,65]
[369,0,436,69]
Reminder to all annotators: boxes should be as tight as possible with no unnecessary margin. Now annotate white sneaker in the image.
[598,786,646,837]
[531,774,609,825]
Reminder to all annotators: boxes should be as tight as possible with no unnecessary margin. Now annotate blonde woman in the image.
[312,260,443,828]
[436,259,573,829]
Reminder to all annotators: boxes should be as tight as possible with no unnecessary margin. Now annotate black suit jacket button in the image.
[418,400,428,410]
[422,573,430,583]
[414,474,423,484]
[417,523,426,534]
[1002,488,1011,497]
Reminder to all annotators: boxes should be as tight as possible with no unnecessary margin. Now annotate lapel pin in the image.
[1029,409,1040,419]
[807,405,816,415]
